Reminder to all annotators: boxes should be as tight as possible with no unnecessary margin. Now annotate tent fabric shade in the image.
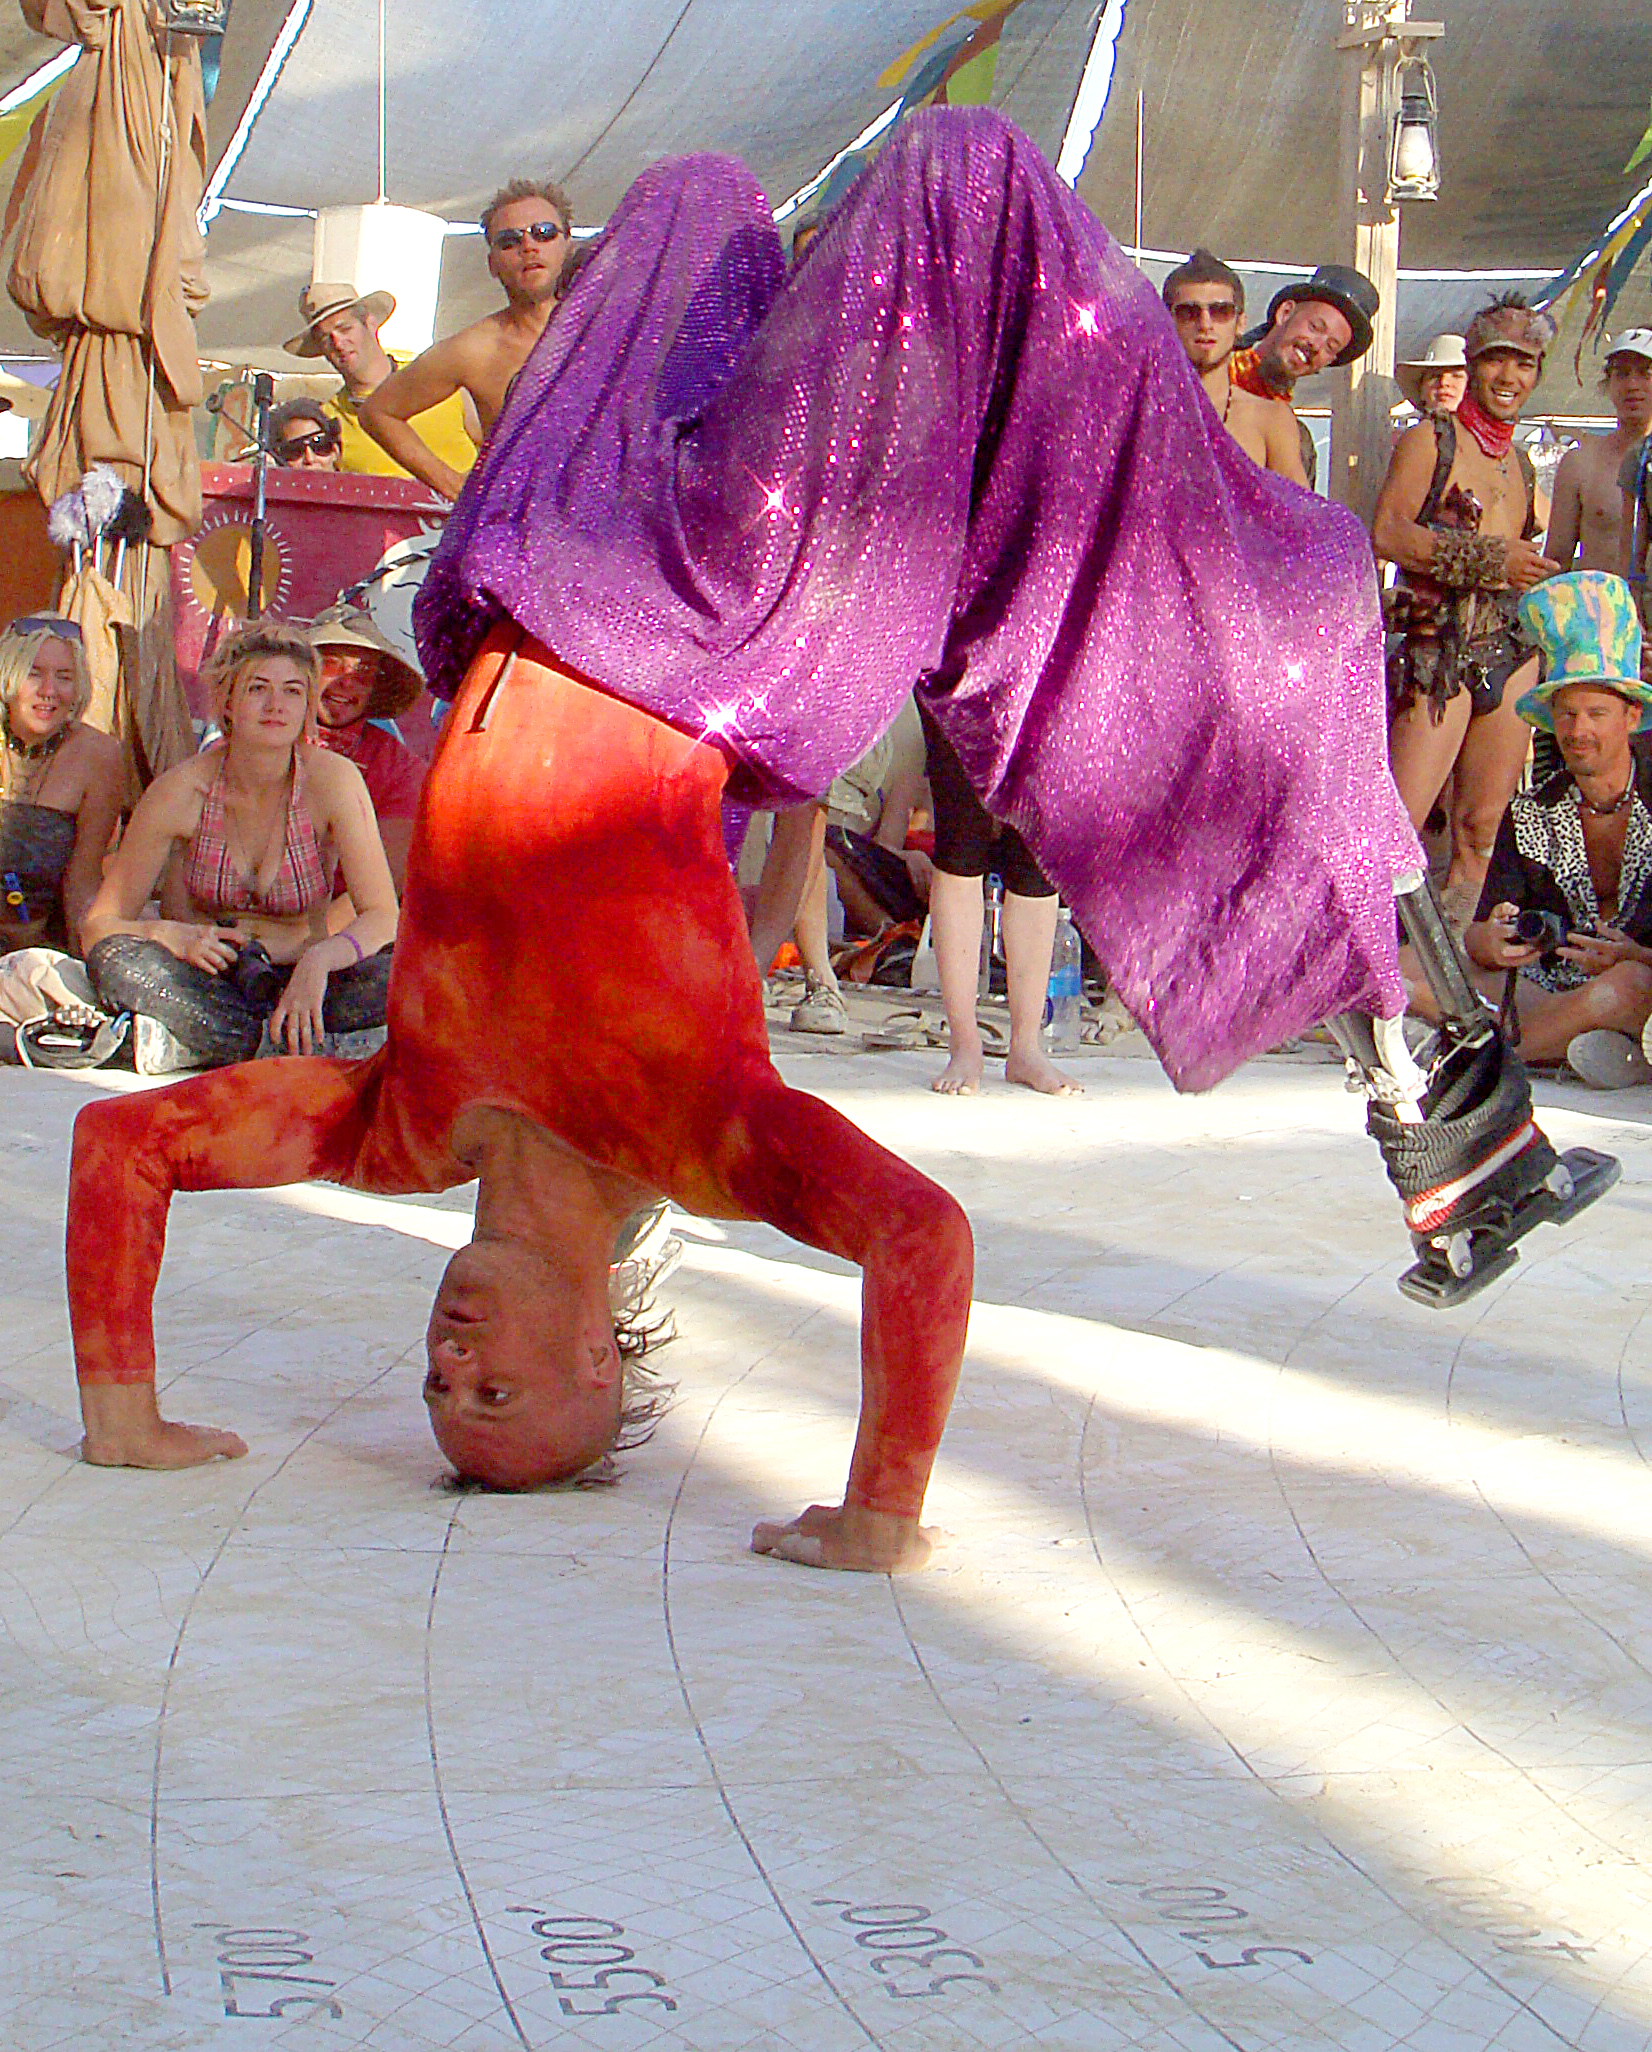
[7,0,208,543]
[0,0,1645,403]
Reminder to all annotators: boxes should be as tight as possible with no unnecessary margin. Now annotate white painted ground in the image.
[4,1039,1651,2052]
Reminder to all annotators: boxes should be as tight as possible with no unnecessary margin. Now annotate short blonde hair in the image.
[203,619,321,738]
[0,618,92,727]
[481,176,572,241]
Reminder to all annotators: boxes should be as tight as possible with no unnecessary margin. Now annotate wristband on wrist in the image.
[1429,528,1507,591]
[341,931,365,964]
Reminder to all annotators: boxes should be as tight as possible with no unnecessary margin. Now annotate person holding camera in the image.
[1407,571,1652,1086]
[82,621,398,1071]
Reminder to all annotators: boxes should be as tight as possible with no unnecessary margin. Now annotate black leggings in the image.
[919,703,1054,899]
[88,935,393,1068]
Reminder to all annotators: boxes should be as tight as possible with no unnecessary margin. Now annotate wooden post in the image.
[1329,3,1442,523]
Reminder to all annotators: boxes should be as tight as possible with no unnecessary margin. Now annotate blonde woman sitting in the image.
[83,620,398,1069]
[0,614,122,959]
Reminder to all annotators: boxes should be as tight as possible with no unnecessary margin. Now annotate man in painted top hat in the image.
[1417,571,1652,1088]
[285,282,478,487]
[1551,329,1652,575]
[1230,262,1380,488]
[1396,334,1467,417]
[1374,293,1561,926]
[307,601,428,889]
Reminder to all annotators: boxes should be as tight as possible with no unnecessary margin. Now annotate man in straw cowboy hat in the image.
[285,282,478,486]
[1374,293,1562,925]
[307,602,428,889]
[1395,333,1467,418]
[1550,330,1652,575]
[1230,261,1381,487]
[1402,570,1652,1088]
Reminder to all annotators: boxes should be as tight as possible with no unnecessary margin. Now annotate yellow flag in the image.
[0,70,69,172]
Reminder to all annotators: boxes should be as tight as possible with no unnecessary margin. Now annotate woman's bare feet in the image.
[931,1028,984,1095]
[1004,1043,1083,1096]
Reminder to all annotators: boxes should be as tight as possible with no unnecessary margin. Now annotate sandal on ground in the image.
[974,1011,1011,1057]
[860,1008,939,1051]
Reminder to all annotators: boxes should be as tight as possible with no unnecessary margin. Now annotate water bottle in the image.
[1044,905,1082,1054]
[979,876,1004,998]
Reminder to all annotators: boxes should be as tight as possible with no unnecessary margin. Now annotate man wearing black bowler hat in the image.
[1230,262,1381,489]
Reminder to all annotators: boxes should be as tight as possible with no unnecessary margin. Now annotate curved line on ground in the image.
[147,1349,410,1998]
[424,1505,532,2050]
[1442,1252,1652,1689]
[1614,1293,1649,1469]
[1077,1386,1576,2049]
[1264,1253,1641,1870]
[887,1579,1248,2052]
[659,1309,886,2051]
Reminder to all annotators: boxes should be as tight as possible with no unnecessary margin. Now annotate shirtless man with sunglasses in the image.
[361,179,574,501]
[1162,249,1306,484]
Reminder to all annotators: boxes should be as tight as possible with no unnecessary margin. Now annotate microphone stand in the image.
[246,371,273,620]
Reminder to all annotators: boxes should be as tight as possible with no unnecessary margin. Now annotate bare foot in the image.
[931,1031,984,1095]
[751,1501,936,1573]
[1005,1045,1084,1096]
[81,1421,248,1468]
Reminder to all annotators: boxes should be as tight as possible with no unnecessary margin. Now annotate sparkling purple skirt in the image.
[415,109,1418,1089]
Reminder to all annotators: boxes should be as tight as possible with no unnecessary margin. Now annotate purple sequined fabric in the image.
[415,109,1419,1090]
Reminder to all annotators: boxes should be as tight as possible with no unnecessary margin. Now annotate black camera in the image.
[227,938,285,1009]
[1514,908,1569,953]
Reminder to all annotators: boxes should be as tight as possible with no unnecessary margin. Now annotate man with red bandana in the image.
[1375,295,1562,925]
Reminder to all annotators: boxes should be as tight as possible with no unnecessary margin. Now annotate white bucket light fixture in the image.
[311,0,447,356]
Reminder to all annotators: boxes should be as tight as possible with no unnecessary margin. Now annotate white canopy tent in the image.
[0,0,1645,413]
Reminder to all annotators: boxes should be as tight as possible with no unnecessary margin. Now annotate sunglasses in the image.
[12,614,83,643]
[1172,299,1239,324]
[279,429,340,461]
[490,220,566,253]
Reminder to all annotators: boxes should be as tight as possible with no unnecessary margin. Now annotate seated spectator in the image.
[745,703,927,1035]
[306,602,427,888]
[82,620,398,1071]
[1395,334,1467,418]
[271,398,342,471]
[0,614,122,957]
[1406,572,1652,1086]
[285,283,478,485]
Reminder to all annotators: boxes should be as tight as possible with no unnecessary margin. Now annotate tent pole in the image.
[1331,1,1443,521]
[1132,88,1143,263]
[377,0,386,202]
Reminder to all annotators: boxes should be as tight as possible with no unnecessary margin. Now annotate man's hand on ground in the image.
[750,1501,936,1574]
[80,1383,247,1469]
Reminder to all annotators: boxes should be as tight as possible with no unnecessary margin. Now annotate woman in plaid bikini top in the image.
[183,745,332,918]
